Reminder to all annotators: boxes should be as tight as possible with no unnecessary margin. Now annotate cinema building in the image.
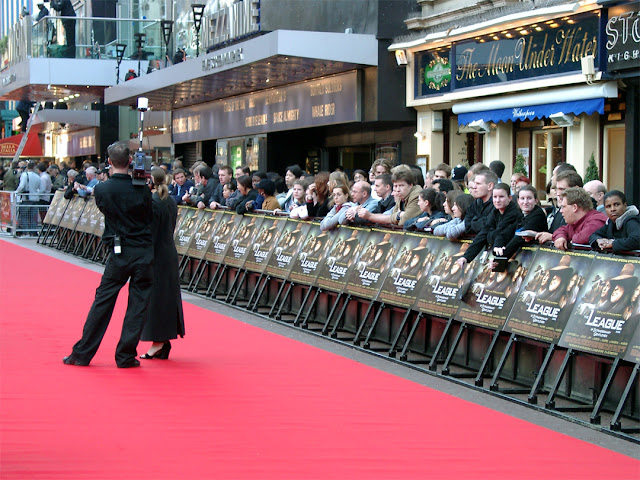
[389,0,639,204]
[105,0,418,174]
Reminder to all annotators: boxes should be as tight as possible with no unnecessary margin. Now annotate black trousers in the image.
[72,250,153,366]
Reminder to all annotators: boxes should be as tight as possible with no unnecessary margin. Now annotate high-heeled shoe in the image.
[140,342,171,360]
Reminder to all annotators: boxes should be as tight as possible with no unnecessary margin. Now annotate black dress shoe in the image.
[117,359,141,368]
[63,354,90,366]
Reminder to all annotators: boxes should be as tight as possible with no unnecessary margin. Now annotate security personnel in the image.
[63,142,153,368]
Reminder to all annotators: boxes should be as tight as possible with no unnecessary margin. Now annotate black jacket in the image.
[235,189,259,214]
[464,201,522,262]
[307,197,330,218]
[95,173,152,251]
[590,206,640,253]
[503,205,548,258]
[465,197,495,234]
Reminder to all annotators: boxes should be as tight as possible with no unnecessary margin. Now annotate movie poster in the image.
[315,226,370,294]
[64,197,87,231]
[456,246,538,330]
[175,209,208,256]
[503,248,595,343]
[75,199,97,234]
[173,207,199,247]
[52,195,70,227]
[88,200,104,236]
[42,190,65,224]
[243,216,286,274]
[204,211,240,264]
[412,240,477,318]
[186,210,219,259]
[624,323,640,364]
[57,196,76,229]
[559,256,640,358]
[0,192,12,224]
[264,219,312,280]
[288,222,335,287]
[174,206,190,235]
[223,215,264,268]
[344,230,402,300]
[95,210,105,237]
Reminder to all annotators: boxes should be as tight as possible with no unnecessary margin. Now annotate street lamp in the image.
[115,43,126,84]
[134,33,146,76]
[160,20,174,68]
[191,4,206,57]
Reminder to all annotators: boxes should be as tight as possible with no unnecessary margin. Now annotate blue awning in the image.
[457,98,605,126]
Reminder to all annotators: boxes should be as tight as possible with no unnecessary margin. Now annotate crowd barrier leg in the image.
[189,260,209,292]
[487,334,529,394]
[225,268,245,303]
[590,358,621,425]
[228,269,248,304]
[204,263,224,297]
[72,232,87,256]
[248,274,270,312]
[441,322,469,376]
[398,313,428,362]
[350,301,377,344]
[474,330,502,387]
[527,343,557,404]
[293,286,314,326]
[211,265,229,298]
[81,236,95,258]
[178,255,190,278]
[545,348,575,409]
[271,281,293,320]
[610,363,640,432]
[361,303,388,350]
[267,280,288,317]
[298,287,321,328]
[388,309,415,357]
[320,294,350,335]
[426,317,456,370]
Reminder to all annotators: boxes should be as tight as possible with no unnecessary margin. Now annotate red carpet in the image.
[1,239,638,479]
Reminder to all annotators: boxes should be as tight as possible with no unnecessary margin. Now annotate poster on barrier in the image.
[503,248,595,343]
[412,240,477,318]
[624,323,640,364]
[175,209,208,256]
[456,246,538,330]
[243,216,287,274]
[173,207,197,244]
[264,219,312,280]
[204,210,241,264]
[186,210,219,259]
[59,197,85,230]
[42,191,65,224]
[288,222,335,287]
[0,191,11,225]
[559,256,640,358]
[75,198,97,234]
[315,226,370,294]
[223,215,264,268]
[378,233,442,309]
[88,201,104,236]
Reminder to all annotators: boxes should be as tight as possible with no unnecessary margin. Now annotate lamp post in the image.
[134,33,146,77]
[115,43,126,84]
[191,4,205,57]
[160,20,174,68]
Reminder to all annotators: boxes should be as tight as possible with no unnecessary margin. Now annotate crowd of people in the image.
[1,154,638,256]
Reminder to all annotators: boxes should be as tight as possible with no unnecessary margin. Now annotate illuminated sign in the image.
[606,2,640,71]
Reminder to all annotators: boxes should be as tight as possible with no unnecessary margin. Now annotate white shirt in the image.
[39,172,52,200]
[16,171,41,202]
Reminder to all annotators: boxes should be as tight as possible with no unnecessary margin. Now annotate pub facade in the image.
[390,0,638,204]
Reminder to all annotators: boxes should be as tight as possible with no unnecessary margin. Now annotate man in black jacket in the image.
[465,170,498,235]
[63,142,153,368]
[51,0,75,57]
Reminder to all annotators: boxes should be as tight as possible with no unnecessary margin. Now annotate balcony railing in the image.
[3,15,167,69]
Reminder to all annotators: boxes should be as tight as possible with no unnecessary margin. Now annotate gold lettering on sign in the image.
[309,79,343,96]
[556,27,598,65]
[224,99,246,112]
[273,109,300,124]
[312,105,324,117]
[245,114,268,127]
[265,91,286,105]
[173,115,201,134]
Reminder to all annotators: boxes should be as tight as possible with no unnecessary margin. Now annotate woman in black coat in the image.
[140,168,185,359]
[503,185,549,258]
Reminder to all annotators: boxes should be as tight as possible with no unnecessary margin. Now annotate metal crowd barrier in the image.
[0,191,56,237]
[39,199,640,442]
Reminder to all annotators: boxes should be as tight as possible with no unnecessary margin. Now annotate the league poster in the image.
[186,210,219,259]
[75,199,97,234]
[223,215,264,268]
[42,190,65,224]
[52,194,70,227]
[173,207,200,250]
[204,211,241,264]
[175,209,207,256]
[559,256,640,359]
[316,226,370,294]
[624,323,640,364]
[412,240,476,318]
[88,200,104,236]
[377,233,440,308]
[456,246,538,330]
[264,219,312,280]
[288,222,335,287]
[243,216,287,274]
[174,206,190,235]
[503,248,595,343]
[344,230,403,300]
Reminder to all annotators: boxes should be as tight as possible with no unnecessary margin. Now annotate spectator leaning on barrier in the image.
[503,185,549,259]
[465,169,497,234]
[235,175,259,215]
[552,187,607,250]
[404,188,446,231]
[183,166,215,209]
[15,160,41,202]
[64,169,78,199]
[256,179,279,211]
[209,166,232,209]
[320,184,355,231]
[433,193,474,240]
[372,173,395,214]
[170,168,193,205]
[278,165,304,208]
[76,166,98,198]
[305,172,331,218]
[590,190,640,253]
[343,181,378,225]
[536,169,583,244]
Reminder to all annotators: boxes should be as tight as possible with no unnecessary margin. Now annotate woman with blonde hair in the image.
[140,167,185,359]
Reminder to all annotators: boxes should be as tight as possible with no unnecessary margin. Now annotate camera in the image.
[131,151,151,186]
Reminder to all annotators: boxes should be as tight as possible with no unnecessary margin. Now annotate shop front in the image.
[391,3,632,199]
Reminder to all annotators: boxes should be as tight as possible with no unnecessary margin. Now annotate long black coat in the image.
[141,193,185,342]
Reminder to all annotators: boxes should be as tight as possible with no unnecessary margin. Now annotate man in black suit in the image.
[169,168,193,205]
[63,142,153,368]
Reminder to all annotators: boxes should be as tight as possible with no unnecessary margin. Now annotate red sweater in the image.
[552,209,607,245]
